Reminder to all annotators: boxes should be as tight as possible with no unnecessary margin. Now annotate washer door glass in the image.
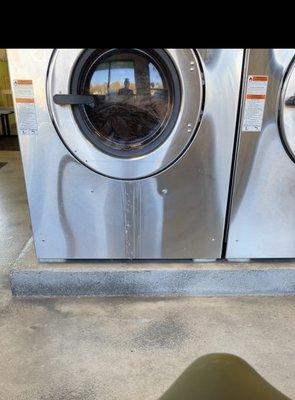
[280,58,295,161]
[71,49,180,158]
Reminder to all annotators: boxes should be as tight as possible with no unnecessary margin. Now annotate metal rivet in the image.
[162,188,168,195]
[190,61,195,65]
[190,67,195,71]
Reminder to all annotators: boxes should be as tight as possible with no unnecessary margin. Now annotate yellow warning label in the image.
[242,75,269,132]
[13,79,38,134]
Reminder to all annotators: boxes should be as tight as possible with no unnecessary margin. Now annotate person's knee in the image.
[186,353,250,376]
[190,353,245,367]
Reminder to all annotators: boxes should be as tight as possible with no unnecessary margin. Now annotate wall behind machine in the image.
[0,49,15,126]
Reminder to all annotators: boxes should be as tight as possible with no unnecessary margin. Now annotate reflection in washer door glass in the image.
[83,51,172,152]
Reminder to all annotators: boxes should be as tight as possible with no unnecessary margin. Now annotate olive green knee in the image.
[159,353,291,400]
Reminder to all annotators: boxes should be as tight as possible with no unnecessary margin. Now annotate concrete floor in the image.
[0,151,295,399]
[0,151,31,274]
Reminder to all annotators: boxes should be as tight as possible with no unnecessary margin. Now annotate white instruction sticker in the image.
[242,75,268,132]
[13,80,38,135]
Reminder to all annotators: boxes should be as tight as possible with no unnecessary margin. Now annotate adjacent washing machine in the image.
[226,49,295,258]
[8,49,243,260]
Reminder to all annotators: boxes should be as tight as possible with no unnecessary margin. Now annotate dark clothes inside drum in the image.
[86,101,162,147]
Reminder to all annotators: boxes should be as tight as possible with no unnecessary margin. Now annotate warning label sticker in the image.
[242,75,268,132]
[13,80,38,135]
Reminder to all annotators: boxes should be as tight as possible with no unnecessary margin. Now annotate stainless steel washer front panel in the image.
[280,58,295,160]
[8,49,243,260]
[226,49,295,259]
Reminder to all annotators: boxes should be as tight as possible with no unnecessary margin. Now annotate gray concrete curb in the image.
[10,268,295,297]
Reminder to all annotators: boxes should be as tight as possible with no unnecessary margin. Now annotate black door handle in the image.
[53,94,95,106]
[285,96,295,107]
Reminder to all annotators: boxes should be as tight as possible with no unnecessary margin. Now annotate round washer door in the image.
[47,49,204,180]
[280,58,295,161]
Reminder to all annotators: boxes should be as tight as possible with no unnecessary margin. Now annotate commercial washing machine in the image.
[226,49,295,258]
[8,49,243,261]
